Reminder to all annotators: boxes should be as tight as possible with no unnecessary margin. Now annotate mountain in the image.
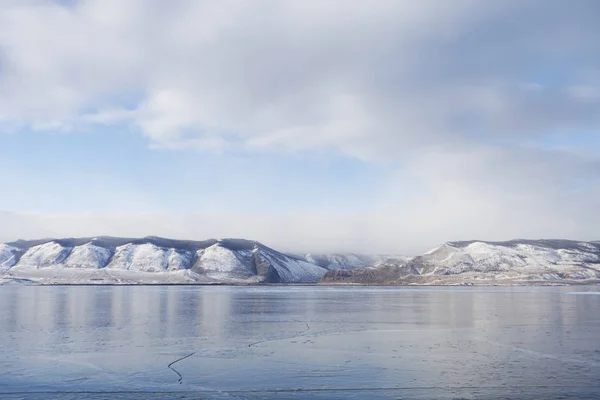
[4,237,600,285]
[321,239,600,285]
[0,237,327,285]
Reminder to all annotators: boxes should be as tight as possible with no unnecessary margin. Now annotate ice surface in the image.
[1,286,600,399]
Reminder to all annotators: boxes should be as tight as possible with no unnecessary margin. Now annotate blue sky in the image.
[0,1,599,253]
[0,127,393,214]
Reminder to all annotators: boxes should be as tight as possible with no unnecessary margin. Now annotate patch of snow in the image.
[423,244,446,255]
[578,242,599,252]
[106,243,169,272]
[13,242,71,269]
[195,244,253,276]
[166,249,195,271]
[0,244,18,271]
[412,240,600,281]
[63,243,112,269]
[258,249,327,283]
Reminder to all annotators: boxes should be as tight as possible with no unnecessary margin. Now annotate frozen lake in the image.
[1,285,600,399]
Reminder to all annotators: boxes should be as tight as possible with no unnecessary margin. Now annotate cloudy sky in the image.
[1,0,599,254]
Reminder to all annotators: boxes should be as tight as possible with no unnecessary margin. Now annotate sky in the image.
[0,0,599,254]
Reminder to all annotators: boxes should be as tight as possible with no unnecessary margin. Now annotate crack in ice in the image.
[168,352,195,384]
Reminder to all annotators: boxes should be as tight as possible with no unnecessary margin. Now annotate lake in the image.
[1,285,600,399]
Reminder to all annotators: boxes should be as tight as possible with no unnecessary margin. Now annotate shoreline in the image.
[2,280,599,287]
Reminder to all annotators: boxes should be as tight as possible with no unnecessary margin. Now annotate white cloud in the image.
[1,0,600,251]
[1,0,598,157]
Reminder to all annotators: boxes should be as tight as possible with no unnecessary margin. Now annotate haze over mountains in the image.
[1,237,599,285]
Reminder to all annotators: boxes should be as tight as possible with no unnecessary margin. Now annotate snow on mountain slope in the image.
[191,240,328,283]
[0,244,19,271]
[106,243,194,272]
[63,243,112,269]
[167,249,195,271]
[12,242,71,269]
[258,248,326,283]
[418,240,600,279]
[0,236,328,284]
[5,236,598,285]
[194,243,254,277]
[322,239,600,285]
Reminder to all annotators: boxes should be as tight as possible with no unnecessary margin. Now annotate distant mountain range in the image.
[1,237,599,285]
[322,239,600,285]
[0,237,332,284]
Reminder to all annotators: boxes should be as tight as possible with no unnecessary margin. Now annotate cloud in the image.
[377,144,600,249]
[1,1,598,156]
[0,1,599,251]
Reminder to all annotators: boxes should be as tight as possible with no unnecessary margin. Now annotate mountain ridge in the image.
[2,237,600,285]
[322,239,600,285]
[0,236,327,284]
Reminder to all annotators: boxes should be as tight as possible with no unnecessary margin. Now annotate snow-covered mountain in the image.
[321,239,600,285]
[1,237,327,285]
[4,237,600,285]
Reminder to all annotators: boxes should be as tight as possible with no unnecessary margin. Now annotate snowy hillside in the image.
[413,240,600,280]
[105,243,195,272]
[0,244,19,272]
[191,240,327,283]
[0,237,328,284]
[63,243,112,269]
[322,239,600,285]
[4,237,599,285]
